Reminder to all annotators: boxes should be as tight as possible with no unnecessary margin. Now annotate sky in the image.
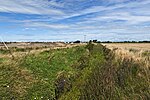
[0,0,150,42]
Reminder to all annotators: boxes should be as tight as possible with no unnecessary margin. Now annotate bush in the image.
[73,40,81,43]
[86,41,94,52]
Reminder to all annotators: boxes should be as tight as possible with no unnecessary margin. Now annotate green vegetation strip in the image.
[0,43,149,100]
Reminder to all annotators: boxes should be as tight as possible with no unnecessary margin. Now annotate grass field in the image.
[0,42,149,99]
[103,43,150,62]
[103,43,150,50]
[0,44,87,99]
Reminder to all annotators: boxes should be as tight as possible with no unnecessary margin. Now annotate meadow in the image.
[0,42,149,100]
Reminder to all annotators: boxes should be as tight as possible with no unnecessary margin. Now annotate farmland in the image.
[102,43,150,51]
[0,42,149,100]
[103,43,150,66]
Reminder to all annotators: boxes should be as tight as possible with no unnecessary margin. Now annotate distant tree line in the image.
[67,40,150,43]
[75,40,150,43]
[0,40,150,44]
[96,40,150,43]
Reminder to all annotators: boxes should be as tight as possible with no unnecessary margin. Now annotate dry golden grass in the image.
[102,43,150,68]
[102,43,150,50]
[0,43,86,60]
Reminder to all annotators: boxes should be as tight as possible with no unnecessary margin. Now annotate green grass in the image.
[0,49,10,54]
[0,43,149,100]
[21,47,86,99]
[0,46,87,99]
[0,58,5,62]
[59,43,150,100]
[0,62,36,99]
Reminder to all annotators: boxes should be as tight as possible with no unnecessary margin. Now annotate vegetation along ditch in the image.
[0,42,149,100]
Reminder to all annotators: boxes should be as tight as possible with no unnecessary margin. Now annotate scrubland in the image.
[0,42,149,100]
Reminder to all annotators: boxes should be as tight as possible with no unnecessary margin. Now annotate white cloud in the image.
[91,12,150,24]
[25,22,69,29]
[62,0,150,19]
[0,0,150,41]
[0,0,64,15]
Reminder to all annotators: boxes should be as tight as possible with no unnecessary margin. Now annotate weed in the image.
[129,48,139,53]
[142,50,150,57]
[0,49,10,54]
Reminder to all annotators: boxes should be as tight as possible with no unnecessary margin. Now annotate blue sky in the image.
[0,0,150,42]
